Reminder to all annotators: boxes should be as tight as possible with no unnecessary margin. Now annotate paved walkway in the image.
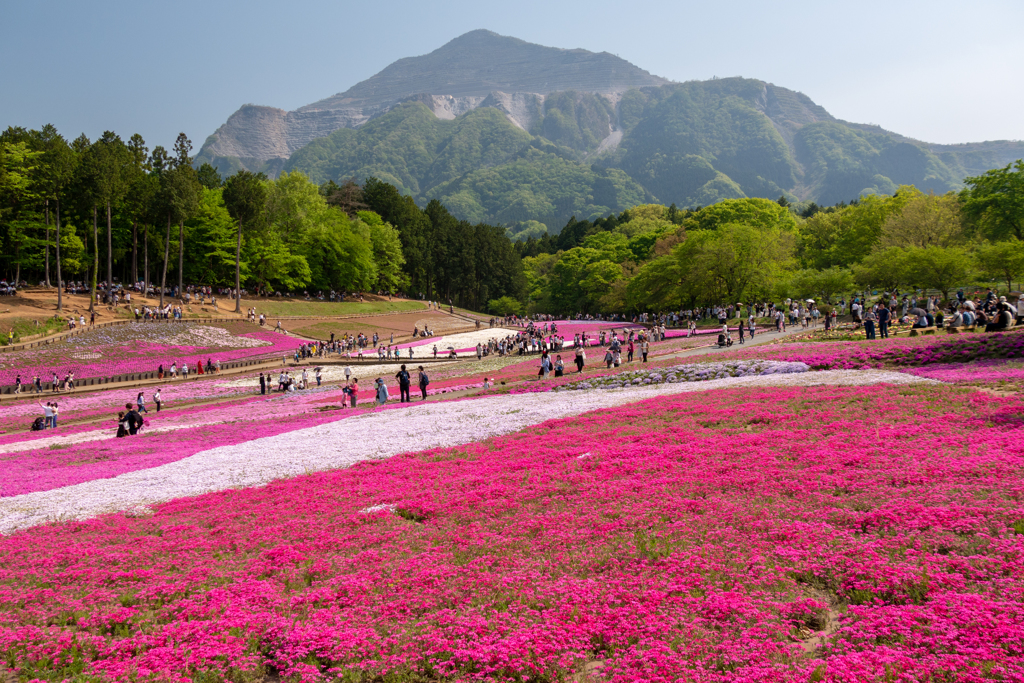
[662,323,811,361]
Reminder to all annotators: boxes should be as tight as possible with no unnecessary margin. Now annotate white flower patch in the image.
[122,505,153,518]
[214,362,458,388]
[164,326,270,349]
[359,503,396,514]
[72,353,102,360]
[0,369,935,534]
[409,328,521,351]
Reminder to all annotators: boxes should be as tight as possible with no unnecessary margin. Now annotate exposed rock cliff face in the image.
[196,29,669,174]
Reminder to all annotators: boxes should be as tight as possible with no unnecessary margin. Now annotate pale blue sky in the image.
[2,0,1022,150]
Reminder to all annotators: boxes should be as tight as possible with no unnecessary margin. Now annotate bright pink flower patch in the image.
[1,384,1023,681]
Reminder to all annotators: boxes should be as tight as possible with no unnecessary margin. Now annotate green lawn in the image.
[244,299,424,317]
[285,321,407,339]
[0,316,66,344]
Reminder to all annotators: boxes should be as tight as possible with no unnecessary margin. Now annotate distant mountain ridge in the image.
[197,29,668,176]
[196,30,1024,233]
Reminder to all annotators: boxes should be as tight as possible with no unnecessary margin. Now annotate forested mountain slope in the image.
[197,31,1024,235]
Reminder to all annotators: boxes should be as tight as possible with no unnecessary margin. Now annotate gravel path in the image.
[0,370,933,534]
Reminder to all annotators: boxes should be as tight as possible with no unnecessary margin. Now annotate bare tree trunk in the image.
[177,220,184,297]
[90,206,98,313]
[160,215,171,308]
[144,225,149,298]
[44,200,51,287]
[235,219,242,313]
[132,220,138,286]
[106,201,113,292]
[56,200,63,312]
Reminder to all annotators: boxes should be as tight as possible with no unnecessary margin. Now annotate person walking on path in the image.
[418,366,429,400]
[574,346,586,373]
[738,322,745,344]
[375,378,389,406]
[14,375,21,395]
[259,373,266,395]
[136,392,148,414]
[344,366,352,383]
[396,365,411,402]
[154,389,162,412]
[641,339,650,363]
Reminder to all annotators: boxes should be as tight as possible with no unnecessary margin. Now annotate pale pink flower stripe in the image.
[0,398,355,497]
[685,329,1024,370]
[0,374,500,497]
[1,384,1023,681]
[900,359,1024,383]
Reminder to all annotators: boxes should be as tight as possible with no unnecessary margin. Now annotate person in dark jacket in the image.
[395,365,411,403]
[877,304,891,338]
[124,403,144,435]
[418,366,429,400]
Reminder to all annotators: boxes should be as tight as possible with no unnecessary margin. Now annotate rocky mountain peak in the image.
[197,30,671,173]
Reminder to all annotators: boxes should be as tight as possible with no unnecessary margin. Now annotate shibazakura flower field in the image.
[0,322,302,384]
[0,324,1023,682]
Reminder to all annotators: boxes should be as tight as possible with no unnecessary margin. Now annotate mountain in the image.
[196,31,1024,234]
[195,29,668,176]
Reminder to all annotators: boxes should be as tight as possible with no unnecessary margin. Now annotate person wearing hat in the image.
[999,295,1018,323]
[374,378,389,406]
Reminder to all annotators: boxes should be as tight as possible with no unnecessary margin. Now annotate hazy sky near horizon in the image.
[2,0,1021,151]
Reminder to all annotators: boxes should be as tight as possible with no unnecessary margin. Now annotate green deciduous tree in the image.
[0,138,42,284]
[788,266,855,304]
[851,247,911,294]
[961,160,1024,241]
[905,246,973,302]
[976,239,1024,292]
[878,191,966,249]
[358,211,407,292]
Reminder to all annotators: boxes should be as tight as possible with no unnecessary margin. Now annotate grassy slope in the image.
[245,299,423,318]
